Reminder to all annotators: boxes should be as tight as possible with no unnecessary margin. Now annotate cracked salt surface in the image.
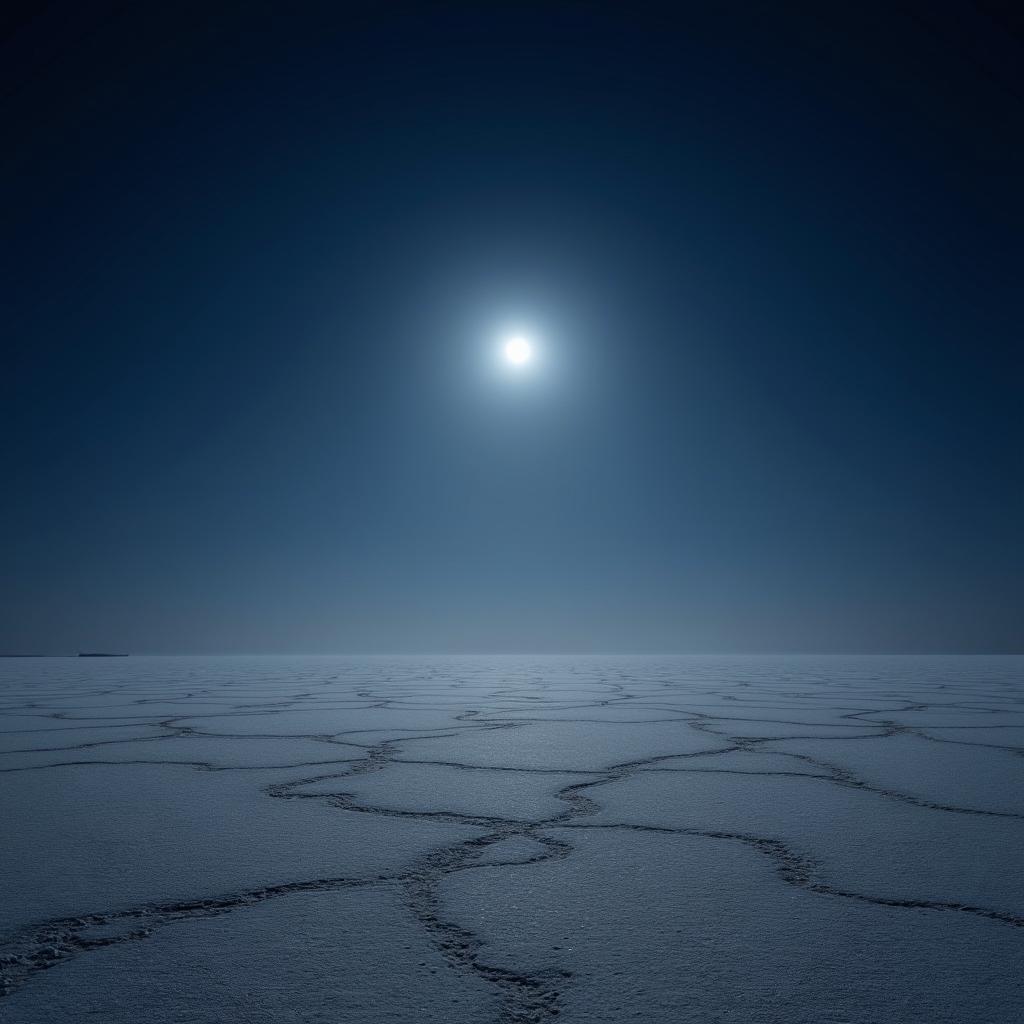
[0,733,366,771]
[442,828,1023,1024]
[0,725,170,754]
[587,769,1024,915]
[1,654,1022,1022]
[3,888,500,1023]
[0,764,479,934]
[284,761,599,821]
[762,733,1024,816]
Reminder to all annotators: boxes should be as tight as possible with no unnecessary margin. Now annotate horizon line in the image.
[2,651,1021,659]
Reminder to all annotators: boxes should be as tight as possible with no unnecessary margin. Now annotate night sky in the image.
[3,3,1022,654]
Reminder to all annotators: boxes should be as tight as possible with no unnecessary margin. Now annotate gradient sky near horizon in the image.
[3,3,1022,654]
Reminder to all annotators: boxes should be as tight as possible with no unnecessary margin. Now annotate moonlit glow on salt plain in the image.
[502,334,533,367]
[4,3,1020,1021]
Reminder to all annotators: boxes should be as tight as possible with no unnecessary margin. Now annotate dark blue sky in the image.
[3,3,1022,653]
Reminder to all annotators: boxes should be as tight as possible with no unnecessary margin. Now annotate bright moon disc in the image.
[503,335,533,366]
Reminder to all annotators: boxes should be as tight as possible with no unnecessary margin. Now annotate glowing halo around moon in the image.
[502,333,534,367]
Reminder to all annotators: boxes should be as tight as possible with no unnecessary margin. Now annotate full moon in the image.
[503,334,533,366]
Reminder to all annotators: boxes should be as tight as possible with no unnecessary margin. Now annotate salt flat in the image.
[1,655,1021,1022]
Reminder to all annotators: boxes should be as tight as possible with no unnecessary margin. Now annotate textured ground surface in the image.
[1,654,1022,1022]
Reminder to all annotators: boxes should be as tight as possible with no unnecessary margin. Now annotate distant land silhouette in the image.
[0,652,129,657]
